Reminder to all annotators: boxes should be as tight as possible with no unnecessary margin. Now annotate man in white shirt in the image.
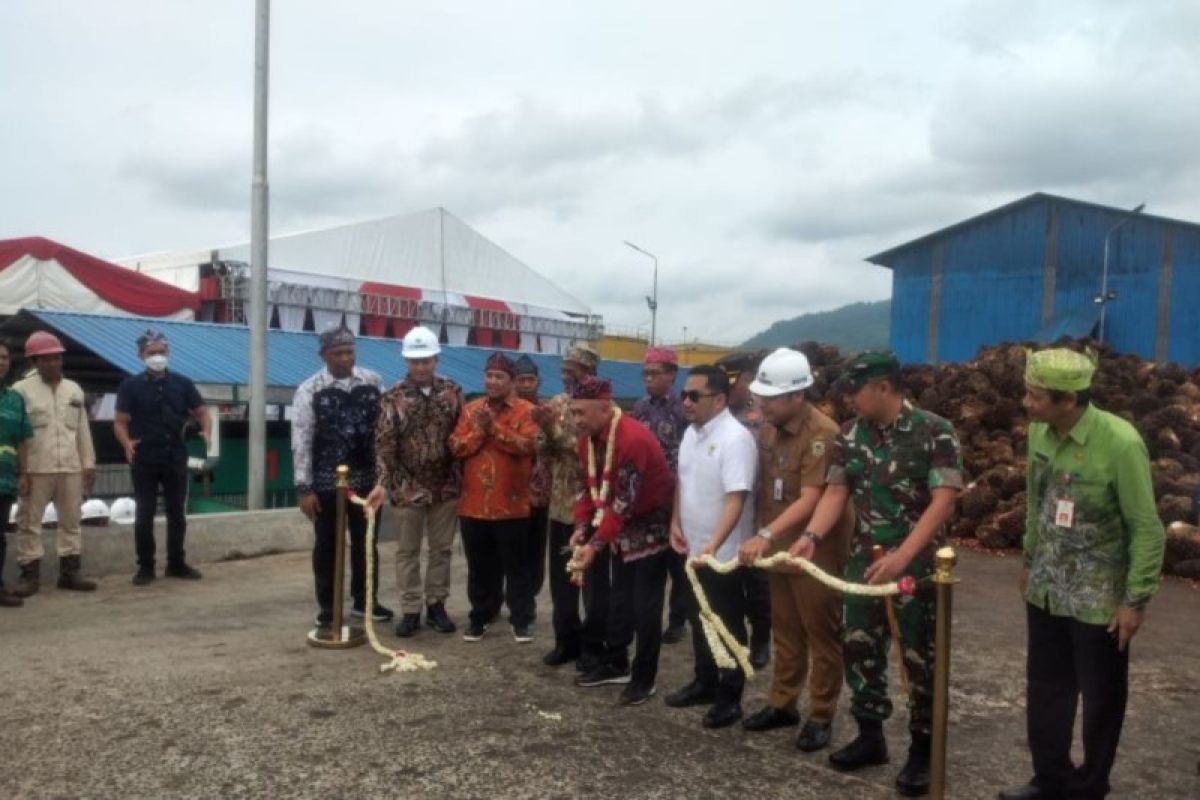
[664,365,758,728]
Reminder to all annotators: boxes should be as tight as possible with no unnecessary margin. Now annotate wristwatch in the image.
[756,527,773,542]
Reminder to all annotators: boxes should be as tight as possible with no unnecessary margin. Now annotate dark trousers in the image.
[686,565,748,705]
[581,546,613,658]
[0,494,11,588]
[666,549,688,628]
[605,548,670,689]
[527,506,549,598]
[312,490,379,611]
[132,460,190,570]
[1026,602,1129,799]
[548,520,582,648]
[743,566,772,646]
[460,517,535,628]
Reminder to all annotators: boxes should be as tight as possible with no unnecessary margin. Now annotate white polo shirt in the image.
[677,407,758,560]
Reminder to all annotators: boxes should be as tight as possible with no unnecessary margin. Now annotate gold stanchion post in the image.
[930,546,957,799]
[307,465,367,649]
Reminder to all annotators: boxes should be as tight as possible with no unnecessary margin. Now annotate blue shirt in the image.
[115,370,204,466]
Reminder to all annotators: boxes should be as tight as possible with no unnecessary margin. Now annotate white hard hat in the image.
[401,326,441,358]
[750,348,815,397]
[110,497,137,525]
[42,502,58,526]
[81,498,111,521]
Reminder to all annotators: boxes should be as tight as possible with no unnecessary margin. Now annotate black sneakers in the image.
[425,602,457,634]
[351,603,395,622]
[574,663,632,687]
[462,623,488,642]
[132,569,156,586]
[618,683,656,706]
[512,625,533,643]
[164,563,202,580]
[394,613,420,637]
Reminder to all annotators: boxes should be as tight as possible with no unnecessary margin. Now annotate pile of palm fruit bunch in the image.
[789,339,1200,579]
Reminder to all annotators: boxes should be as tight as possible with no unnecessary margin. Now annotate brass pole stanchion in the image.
[307,465,367,649]
[930,546,957,800]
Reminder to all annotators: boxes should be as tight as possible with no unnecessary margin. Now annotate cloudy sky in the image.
[2,1,1197,344]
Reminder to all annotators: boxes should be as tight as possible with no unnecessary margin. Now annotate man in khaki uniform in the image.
[12,331,96,596]
[738,348,852,752]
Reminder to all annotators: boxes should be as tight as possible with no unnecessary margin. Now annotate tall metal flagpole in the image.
[248,0,270,510]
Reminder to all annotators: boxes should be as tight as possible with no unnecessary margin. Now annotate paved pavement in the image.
[1,545,1197,799]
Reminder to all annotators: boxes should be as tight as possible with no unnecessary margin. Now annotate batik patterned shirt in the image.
[1024,405,1165,625]
[631,392,688,474]
[449,395,538,520]
[537,392,583,525]
[291,366,383,495]
[375,375,464,507]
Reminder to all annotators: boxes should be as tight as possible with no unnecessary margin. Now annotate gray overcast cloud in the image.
[2,0,1197,344]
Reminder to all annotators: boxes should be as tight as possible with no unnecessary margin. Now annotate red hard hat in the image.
[25,331,66,357]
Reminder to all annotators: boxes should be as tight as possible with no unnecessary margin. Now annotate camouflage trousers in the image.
[842,550,935,736]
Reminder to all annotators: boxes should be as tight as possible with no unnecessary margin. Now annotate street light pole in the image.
[247,0,270,510]
[1097,202,1145,345]
[624,240,658,346]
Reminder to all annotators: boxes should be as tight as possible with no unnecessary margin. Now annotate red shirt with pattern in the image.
[573,413,674,562]
[449,394,538,520]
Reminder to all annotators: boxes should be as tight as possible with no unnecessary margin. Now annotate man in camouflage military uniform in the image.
[999,349,1164,800]
[793,351,962,797]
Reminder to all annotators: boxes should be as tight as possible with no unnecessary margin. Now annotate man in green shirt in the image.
[1000,349,1164,800]
[0,340,33,607]
[794,351,963,797]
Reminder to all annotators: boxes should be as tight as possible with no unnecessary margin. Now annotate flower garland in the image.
[686,552,918,677]
[348,490,437,674]
[584,405,623,530]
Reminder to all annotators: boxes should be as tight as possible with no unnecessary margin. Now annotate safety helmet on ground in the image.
[81,498,111,525]
[749,348,815,397]
[42,502,58,527]
[25,331,66,357]
[401,326,441,358]
[109,497,137,525]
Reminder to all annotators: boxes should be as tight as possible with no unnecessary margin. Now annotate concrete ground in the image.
[0,545,1196,800]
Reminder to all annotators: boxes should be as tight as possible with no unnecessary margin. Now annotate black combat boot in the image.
[13,560,40,597]
[829,717,889,772]
[896,732,931,796]
[57,555,97,591]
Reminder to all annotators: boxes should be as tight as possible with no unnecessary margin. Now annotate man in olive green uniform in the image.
[738,348,854,752]
[793,351,962,797]
[999,349,1165,800]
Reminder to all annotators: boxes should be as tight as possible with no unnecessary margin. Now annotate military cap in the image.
[837,350,901,392]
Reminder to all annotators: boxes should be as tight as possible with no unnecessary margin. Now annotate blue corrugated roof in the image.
[26,309,667,398]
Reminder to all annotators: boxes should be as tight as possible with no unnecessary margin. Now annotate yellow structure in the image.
[594,334,736,367]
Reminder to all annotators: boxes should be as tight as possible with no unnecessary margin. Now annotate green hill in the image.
[742,299,890,352]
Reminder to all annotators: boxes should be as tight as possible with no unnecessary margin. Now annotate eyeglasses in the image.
[680,389,716,403]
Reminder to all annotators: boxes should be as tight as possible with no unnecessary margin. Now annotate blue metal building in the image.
[867,193,1200,366]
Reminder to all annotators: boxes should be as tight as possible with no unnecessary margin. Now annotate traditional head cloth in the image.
[563,343,600,372]
[318,324,356,353]
[514,355,539,377]
[486,351,516,376]
[643,346,678,367]
[571,375,613,401]
[136,328,169,352]
[1025,348,1097,392]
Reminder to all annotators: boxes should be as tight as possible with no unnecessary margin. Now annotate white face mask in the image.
[144,354,169,373]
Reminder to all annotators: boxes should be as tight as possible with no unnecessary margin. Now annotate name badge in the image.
[1055,499,1075,528]
[773,478,783,501]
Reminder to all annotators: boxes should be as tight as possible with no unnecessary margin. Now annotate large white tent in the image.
[117,208,595,353]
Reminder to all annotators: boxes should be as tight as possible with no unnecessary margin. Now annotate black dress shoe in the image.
[796,720,833,752]
[661,621,687,644]
[749,640,770,669]
[425,602,456,633]
[132,569,156,586]
[618,683,656,706]
[542,643,581,666]
[164,563,202,580]
[829,733,889,772]
[896,749,930,797]
[742,705,800,732]
[664,680,717,708]
[575,651,601,673]
[394,613,421,638]
[998,784,1059,800]
[702,702,743,729]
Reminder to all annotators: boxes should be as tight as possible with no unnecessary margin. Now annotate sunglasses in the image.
[680,389,716,403]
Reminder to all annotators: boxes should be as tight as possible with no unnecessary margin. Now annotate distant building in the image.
[867,193,1200,366]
